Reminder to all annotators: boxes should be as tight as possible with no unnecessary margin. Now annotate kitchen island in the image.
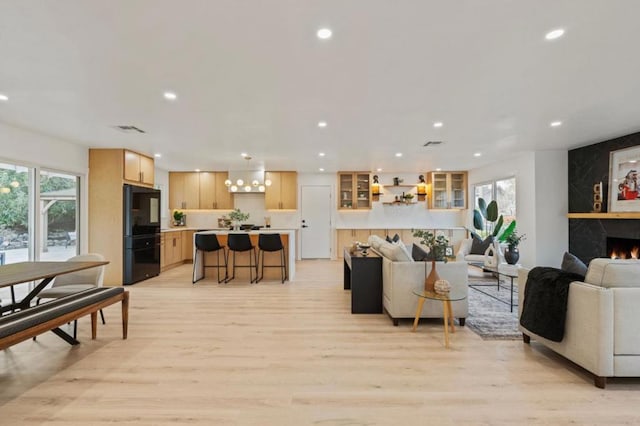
[192,229,296,282]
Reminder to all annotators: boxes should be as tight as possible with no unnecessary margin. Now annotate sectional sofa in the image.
[368,235,469,326]
[518,258,640,388]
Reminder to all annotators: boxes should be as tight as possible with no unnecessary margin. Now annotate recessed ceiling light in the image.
[395,153,403,157]
[550,121,563,127]
[0,93,8,101]
[318,121,327,128]
[436,168,442,171]
[473,152,482,157]
[545,28,565,40]
[241,152,248,157]
[195,169,201,172]
[319,168,325,172]
[317,28,332,40]
[318,152,325,157]
[433,122,443,128]
[154,153,162,158]
[163,91,177,100]
[630,160,638,164]
[376,168,383,172]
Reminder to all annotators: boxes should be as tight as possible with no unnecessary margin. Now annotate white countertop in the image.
[195,229,296,235]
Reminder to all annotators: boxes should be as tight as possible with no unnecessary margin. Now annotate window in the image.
[0,162,32,265]
[473,176,517,230]
[39,170,79,260]
[0,161,82,302]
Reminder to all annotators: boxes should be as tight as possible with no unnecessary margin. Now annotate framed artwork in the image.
[609,145,640,212]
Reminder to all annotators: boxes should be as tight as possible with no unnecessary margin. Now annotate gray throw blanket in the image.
[519,267,585,342]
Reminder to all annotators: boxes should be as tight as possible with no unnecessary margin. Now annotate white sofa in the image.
[368,235,469,326]
[518,258,640,388]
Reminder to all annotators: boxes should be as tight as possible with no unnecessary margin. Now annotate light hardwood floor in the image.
[2,260,640,424]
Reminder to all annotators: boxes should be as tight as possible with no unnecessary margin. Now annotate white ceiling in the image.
[1,1,640,173]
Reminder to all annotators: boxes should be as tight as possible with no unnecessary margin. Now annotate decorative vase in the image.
[504,246,520,265]
[233,220,241,231]
[424,259,440,292]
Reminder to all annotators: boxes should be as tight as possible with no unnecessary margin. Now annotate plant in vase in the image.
[173,210,185,226]
[403,193,414,204]
[504,230,526,265]
[228,208,250,230]
[412,229,449,292]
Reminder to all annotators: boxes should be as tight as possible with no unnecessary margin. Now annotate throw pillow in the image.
[385,235,392,243]
[412,243,430,261]
[561,251,588,277]
[386,233,400,243]
[470,235,493,255]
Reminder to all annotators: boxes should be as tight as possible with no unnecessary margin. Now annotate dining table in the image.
[0,261,109,315]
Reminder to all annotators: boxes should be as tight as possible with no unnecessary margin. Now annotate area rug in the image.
[465,274,521,340]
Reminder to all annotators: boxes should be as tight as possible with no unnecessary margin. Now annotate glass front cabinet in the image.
[338,172,371,210]
[427,171,467,209]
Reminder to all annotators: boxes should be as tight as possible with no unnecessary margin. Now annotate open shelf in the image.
[382,201,419,206]
[567,212,640,219]
[381,184,417,188]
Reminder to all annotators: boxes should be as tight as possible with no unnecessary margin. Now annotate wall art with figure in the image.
[609,145,640,212]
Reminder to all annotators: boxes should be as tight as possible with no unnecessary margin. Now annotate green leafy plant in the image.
[412,229,449,262]
[173,210,184,222]
[505,230,526,249]
[472,197,515,242]
[228,208,250,222]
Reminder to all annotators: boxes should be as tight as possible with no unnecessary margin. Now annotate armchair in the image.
[456,238,504,266]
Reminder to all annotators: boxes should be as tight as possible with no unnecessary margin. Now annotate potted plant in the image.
[504,230,526,265]
[412,229,449,291]
[403,193,414,204]
[228,208,250,230]
[173,210,185,226]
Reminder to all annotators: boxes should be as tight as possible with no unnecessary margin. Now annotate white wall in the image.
[0,122,89,252]
[467,150,568,268]
[534,150,568,267]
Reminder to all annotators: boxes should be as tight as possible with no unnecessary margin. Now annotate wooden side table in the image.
[343,248,382,314]
[412,288,466,347]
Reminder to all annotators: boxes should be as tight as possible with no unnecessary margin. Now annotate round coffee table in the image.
[412,288,466,348]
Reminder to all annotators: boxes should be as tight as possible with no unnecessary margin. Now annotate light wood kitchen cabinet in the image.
[337,229,374,258]
[169,172,200,210]
[427,171,467,209]
[198,172,233,210]
[164,231,183,267]
[89,148,156,285]
[123,149,154,186]
[338,172,371,210]
[182,230,195,261]
[265,171,297,210]
[160,233,166,270]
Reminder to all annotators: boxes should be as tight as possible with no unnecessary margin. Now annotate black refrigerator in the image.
[123,184,161,285]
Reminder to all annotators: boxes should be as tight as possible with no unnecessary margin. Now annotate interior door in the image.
[300,185,331,259]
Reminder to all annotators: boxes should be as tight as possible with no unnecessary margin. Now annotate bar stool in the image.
[226,233,258,283]
[257,233,287,284]
[193,234,228,284]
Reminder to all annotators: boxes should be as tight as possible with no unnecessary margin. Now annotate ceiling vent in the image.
[423,141,443,147]
[113,125,146,134]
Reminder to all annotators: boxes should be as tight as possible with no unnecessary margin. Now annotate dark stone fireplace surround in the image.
[569,131,640,263]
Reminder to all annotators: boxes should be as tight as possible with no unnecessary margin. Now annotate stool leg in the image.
[226,250,235,283]
[257,250,264,283]
[281,248,287,283]
[217,249,223,283]
[223,248,229,282]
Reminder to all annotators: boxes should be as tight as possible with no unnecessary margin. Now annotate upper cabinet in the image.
[427,171,467,209]
[265,171,297,210]
[338,172,371,210]
[169,171,233,210]
[169,172,200,210]
[198,172,233,210]
[123,150,154,186]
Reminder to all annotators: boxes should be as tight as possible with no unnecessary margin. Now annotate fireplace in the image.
[607,237,640,259]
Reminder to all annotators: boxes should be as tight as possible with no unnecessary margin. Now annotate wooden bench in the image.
[0,287,129,350]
